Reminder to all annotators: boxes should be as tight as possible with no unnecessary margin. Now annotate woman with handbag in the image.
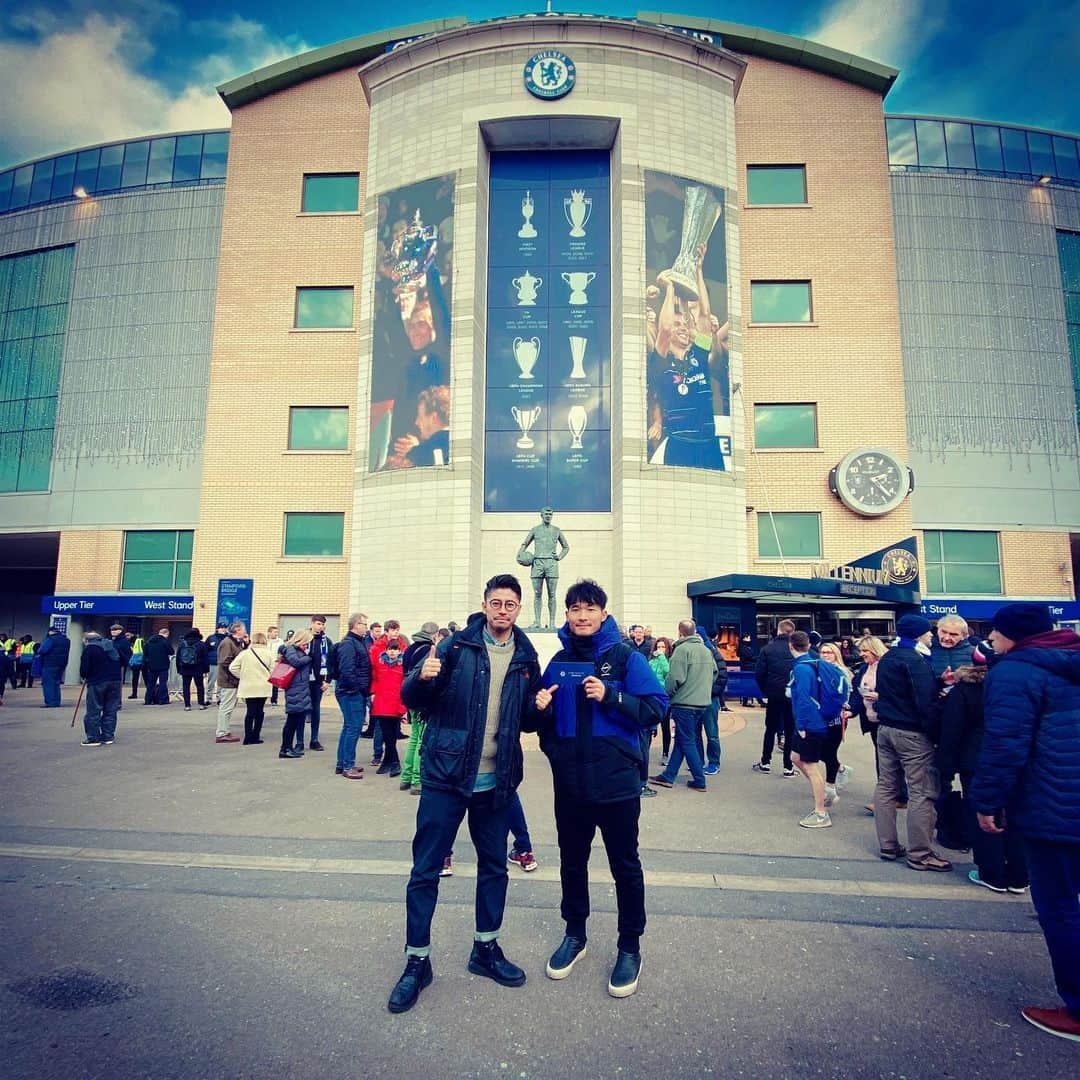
[230,631,274,745]
[275,629,312,759]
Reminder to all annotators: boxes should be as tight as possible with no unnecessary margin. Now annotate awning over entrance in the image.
[687,573,920,609]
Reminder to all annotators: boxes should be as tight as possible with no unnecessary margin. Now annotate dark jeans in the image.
[659,711,671,756]
[84,680,122,741]
[41,668,63,707]
[282,711,307,751]
[17,666,33,688]
[1026,838,1080,1019]
[638,727,652,783]
[554,791,645,953]
[243,698,266,743]
[309,680,324,743]
[869,724,908,802]
[699,700,721,768]
[956,774,1026,887]
[130,665,142,696]
[375,716,401,767]
[406,786,510,950]
[335,690,368,770]
[181,672,205,708]
[507,790,532,852]
[822,724,844,784]
[143,668,169,704]
[761,696,793,769]
[660,705,706,786]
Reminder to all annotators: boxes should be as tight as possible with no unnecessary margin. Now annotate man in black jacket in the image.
[142,627,173,705]
[387,574,542,1014]
[874,614,951,871]
[754,618,797,776]
[335,613,372,780]
[79,630,123,745]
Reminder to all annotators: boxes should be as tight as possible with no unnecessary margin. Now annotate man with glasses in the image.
[387,574,543,1014]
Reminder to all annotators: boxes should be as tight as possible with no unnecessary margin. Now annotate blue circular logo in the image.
[523,50,576,100]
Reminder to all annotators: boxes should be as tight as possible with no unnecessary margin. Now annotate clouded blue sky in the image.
[2,0,1078,169]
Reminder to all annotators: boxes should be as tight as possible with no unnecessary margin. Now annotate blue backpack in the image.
[812,660,849,722]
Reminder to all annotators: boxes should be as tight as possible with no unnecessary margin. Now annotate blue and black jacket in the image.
[529,615,669,804]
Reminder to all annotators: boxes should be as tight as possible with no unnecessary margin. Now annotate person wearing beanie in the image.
[872,612,953,872]
[970,604,1080,1042]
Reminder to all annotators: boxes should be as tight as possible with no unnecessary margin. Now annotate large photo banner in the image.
[369,174,455,472]
[644,170,731,471]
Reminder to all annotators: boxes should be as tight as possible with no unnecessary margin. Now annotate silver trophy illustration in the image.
[389,209,438,291]
[512,269,542,306]
[568,336,587,380]
[518,191,537,238]
[561,271,595,306]
[661,184,721,300]
[512,404,542,449]
[568,405,588,450]
[564,189,592,238]
[513,336,540,380]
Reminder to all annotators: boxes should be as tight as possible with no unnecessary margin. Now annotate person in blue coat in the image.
[37,626,70,708]
[530,579,668,1000]
[971,603,1080,1043]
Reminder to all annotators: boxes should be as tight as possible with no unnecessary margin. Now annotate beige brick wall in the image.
[1001,531,1075,599]
[735,56,913,577]
[190,68,368,631]
[56,530,124,592]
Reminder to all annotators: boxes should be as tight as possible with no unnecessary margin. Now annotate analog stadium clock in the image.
[829,447,914,517]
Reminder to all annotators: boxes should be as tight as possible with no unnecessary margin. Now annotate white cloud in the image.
[805,0,942,67]
[0,9,307,167]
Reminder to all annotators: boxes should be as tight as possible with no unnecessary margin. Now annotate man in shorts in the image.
[788,631,831,829]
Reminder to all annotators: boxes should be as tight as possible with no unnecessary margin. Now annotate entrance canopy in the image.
[687,573,920,609]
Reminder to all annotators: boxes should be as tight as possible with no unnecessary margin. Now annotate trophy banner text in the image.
[484,150,611,512]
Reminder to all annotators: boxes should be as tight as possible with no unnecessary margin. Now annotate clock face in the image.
[833,448,910,516]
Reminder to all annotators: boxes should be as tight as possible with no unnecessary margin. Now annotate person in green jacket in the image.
[648,638,673,765]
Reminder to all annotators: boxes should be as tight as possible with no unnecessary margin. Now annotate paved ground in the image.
[0,687,1074,1078]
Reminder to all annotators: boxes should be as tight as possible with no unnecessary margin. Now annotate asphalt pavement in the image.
[0,686,1074,1078]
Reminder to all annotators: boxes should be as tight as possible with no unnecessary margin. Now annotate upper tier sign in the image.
[523,51,576,100]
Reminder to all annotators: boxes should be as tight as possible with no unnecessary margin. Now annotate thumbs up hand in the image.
[535,685,558,710]
[420,642,442,681]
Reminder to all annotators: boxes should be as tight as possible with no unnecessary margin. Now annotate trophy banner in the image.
[369,173,455,472]
[643,169,731,473]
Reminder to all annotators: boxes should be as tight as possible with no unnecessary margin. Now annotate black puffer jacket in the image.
[335,632,372,695]
[401,615,541,808]
[934,666,986,780]
[755,634,794,699]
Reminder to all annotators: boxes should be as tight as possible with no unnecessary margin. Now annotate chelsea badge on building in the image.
[524,50,576,100]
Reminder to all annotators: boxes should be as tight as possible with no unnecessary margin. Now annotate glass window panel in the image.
[16,427,52,491]
[173,134,203,182]
[925,565,944,593]
[295,287,354,329]
[174,561,192,590]
[5,307,35,340]
[750,281,811,323]
[147,138,176,184]
[283,512,345,557]
[945,563,1002,594]
[944,122,976,169]
[757,512,821,559]
[0,341,31,400]
[1060,231,1080,292]
[124,530,178,560]
[923,530,943,562]
[40,247,73,304]
[1001,128,1030,174]
[9,254,40,309]
[74,147,100,194]
[96,144,124,191]
[288,406,349,449]
[1053,137,1080,181]
[972,126,1004,173]
[176,530,194,559]
[1065,291,1080,325]
[29,335,63,392]
[34,303,67,336]
[0,258,11,308]
[1027,132,1054,178]
[0,170,13,214]
[10,165,33,210]
[886,117,918,165]
[23,396,56,429]
[200,132,228,179]
[754,403,817,448]
[0,399,26,432]
[940,530,999,563]
[121,140,149,188]
[746,165,806,205]
[29,159,55,205]
[50,154,76,200]
[302,173,360,212]
[121,561,176,590]
[0,432,20,491]
[915,120,947,166]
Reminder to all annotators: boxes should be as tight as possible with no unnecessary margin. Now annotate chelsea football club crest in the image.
[524,50,576,100]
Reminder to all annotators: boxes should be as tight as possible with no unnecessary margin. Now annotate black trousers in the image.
[181,672,205,708]
[659,711,672,756]
[554,792,645,953]
[244,698,266,743]
[375,715,401,766]
[143,668,169,704]
[761,696,794,769]
[960,772,1028,889]
[822,724,844,784]
[282,711,307,751]
[130,666,142,696]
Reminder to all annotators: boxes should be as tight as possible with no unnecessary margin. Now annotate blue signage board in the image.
[216,578,254,628]
[41,594,195,616]
[484,150,611,511]
[921,598,1080,621]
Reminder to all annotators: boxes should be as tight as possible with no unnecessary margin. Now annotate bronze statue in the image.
[517,506,570,629]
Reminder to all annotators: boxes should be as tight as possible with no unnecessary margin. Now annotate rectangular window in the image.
[944,122,976,170]
[121,140,149,188]
[200,132,229,180]
[972,125,1004,173]
[121,529,194,590]
[1053,137,1080,181]
[302,173,360,213]
[753,403,817,448]
[1001,128,1030,174]
[173,134,203,182]
[757,512,822,559]
[283,512,345,557]
[886,117,917,166]
[288,406,349,450]
[751,281,812,323]
[923,530,1002,594]
[746,165,806,205]
[96,144,124,192]
[1027,132,1055,178]
[1057,230,1080,425]
[915,120,947,167]
[147,138,176,185]
[295,287,354,329]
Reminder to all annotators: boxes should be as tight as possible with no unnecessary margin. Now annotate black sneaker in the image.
[608,950,642,998]
[546,935,587,980]
[80,738,101,747]
[467,940,526,987]
[387,954,433,1014]
[640,785,658,798]
[751,762,770,773]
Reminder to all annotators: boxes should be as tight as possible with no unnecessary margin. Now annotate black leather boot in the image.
[387,954,433,1013]
[467,940,526,987]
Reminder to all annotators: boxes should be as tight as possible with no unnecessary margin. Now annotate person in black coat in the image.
[142,628,174,705]
[176,628,210,711]
[754,619,797,773]
[79,631,123,745]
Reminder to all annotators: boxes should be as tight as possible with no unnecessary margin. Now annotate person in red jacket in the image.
[372,638,407,776]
